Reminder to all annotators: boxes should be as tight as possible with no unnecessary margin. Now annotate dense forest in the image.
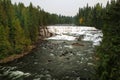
[74,2,109,29]
[0,0,73,59]
[95,0,120,80]
[75,0,120,80]
[75,0,120,79]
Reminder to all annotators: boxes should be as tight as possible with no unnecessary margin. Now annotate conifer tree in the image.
[95,0,120,80]
[12,19,30,54]
[0,25,11,59]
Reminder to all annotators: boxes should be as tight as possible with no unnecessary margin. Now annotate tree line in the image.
[74,0,120,79]
[74,2,108,29]
[0,0,73,59]
[95,0,120,80]
[75,0,120,80]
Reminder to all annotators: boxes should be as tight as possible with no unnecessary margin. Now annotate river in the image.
[0,26,102,80]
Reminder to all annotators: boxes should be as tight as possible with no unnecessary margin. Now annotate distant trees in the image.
[0,0,73,59]
[74,3,105,29]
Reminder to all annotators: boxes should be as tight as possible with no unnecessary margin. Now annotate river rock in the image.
[34,62,38,64]
[33,78,41,80]
[65,76,69,79]
[72,43,84,46]
[76,77,80,80]
[50,53,54,56]
[87,63,94,66]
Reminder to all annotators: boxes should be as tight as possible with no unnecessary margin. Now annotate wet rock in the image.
[87,63,94,66]
[76,77,80,80]
[84,58,88,61]
[0,66,2,68]
[35,74,44,79]
[84,68,87,71]
[53,78,56,80]
[81,57,84,61]
[40,77,46,80]
[72,43,84,46]
[80,61,83,64]
[46,78,52,80]
[36,74,51,80]
[48,59,52,62]
[69,51,73,53]
[65,76,69,79]
[40,74,44,78]
[33,78,41,80]
[89,57,92,60]
[76,53,84,56]
[42,47,46,49]
[77,61,80,63]
[41,68,45,71]
[69,53,73,56]
[60,51,69,57]
[44,70,49,74]
[66,57,70,60]
[34,62,38,64]
[45,74,51,77]
[50,53,54,56]
[58,46,63,49]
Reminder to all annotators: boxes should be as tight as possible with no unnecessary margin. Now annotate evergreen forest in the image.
[75,0,120,79]
[0,0,73,59]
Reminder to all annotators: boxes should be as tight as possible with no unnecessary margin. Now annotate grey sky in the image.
[11,0,111,16]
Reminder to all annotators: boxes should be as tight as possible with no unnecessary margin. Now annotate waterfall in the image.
[47,26,103,46]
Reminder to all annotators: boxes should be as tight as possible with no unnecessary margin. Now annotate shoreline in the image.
[0,45,36,64]
[0,39,45,64]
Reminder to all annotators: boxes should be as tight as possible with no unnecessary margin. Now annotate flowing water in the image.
[0,26,102,80]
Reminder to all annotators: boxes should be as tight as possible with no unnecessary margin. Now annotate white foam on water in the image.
[46,26,103,46]
[64,45,73,49]
[46,34,76,41]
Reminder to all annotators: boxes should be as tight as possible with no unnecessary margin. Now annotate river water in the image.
[0,26,102,80]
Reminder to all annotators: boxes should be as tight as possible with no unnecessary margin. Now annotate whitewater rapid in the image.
[46,26,103,46]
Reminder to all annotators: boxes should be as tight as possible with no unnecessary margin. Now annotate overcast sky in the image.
[11,0,111,16]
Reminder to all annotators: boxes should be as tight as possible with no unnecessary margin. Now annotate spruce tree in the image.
[12,19,29,54]
[95,0,120,80]
[0,25,11,59]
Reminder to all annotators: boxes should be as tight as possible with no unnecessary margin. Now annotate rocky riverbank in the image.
[0,39,95,80]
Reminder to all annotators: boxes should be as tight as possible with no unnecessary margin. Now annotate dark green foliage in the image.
[0,25,12,59]
[95,0,120,80]
[74,3,105,29]
[0,0,73,59]
[75,0,120,79]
